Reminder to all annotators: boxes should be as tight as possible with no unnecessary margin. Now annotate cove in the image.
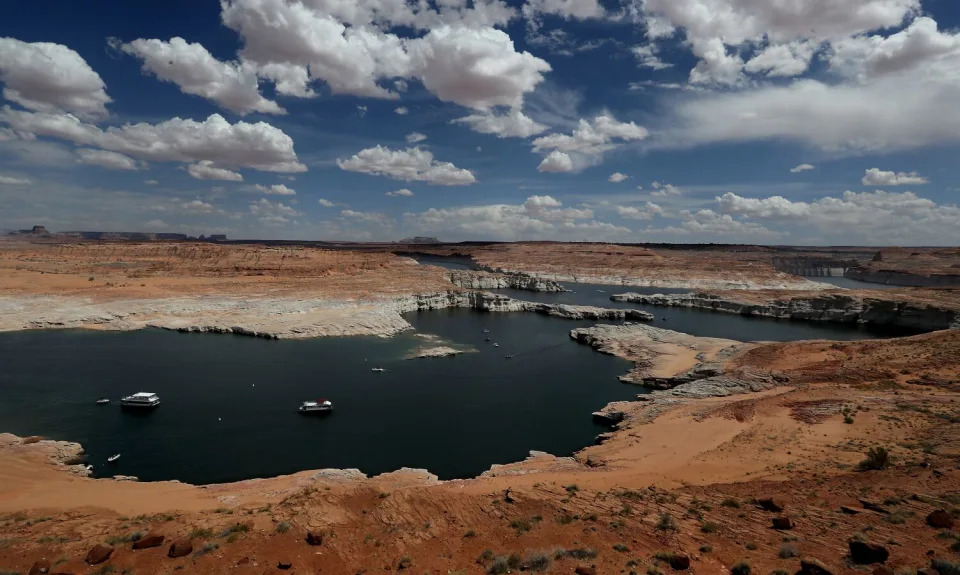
[0,300,915,485]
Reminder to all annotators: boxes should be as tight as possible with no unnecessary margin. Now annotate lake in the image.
[0,279,916,484]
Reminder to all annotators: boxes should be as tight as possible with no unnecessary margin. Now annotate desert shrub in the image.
[700,545,713,553]
[931,559,960,575]
[614,543,630,552]
[859,447,891,470]
[567,548,599,560]
[778,544,798,558]
[275,521,291,534]
[464,529,476,538]
[722,498,741,509]
[731,561,751,575]
[746,542,758,551]
[701,522,719,533]
[526,551,551,572]
[189,527,214,539]
[656,513,677,532]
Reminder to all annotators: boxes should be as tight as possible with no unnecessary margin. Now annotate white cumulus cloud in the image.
[0,38,111,119]
[862,168,928,186]
[608,172,629,183]
[406,132,427,143]
[255,183,296,195]
[537,150,574,173]
[452,109,548,138]
[337,145,475,185]
[533,115,648,171]
[386,188,414,197]
[118,37,284,115]
[76,148,140,171]
[187,160,244,181]
[790,163,815,173]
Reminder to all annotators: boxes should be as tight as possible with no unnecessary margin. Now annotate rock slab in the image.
[84,543,114,565]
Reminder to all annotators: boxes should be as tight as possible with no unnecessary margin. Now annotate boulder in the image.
[931,558,960,575]
[167,538,193,558]
[305,531,324,546]
[397,557,412,570]
[132,533,164,550]
[799,558,835,575]
[927,509,954,529]
[236,557,250,565]
[84,543,114,565]
[772,516,796,530]
[758,497,786,512]
[840,506,861,515]
[873,566,895,575]
[278,561,292,570]
[858,499,890,514]
[28,560,51,575]
[849,540,889,565]
[669,554,691,570]
[575,567,597,575]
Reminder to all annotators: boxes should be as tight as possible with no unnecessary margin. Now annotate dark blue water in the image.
[0,280,917,484]
[0,313,637,485]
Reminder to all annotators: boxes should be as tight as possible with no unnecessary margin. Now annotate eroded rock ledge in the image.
[446,270,566,292]
[0,290,653,340]
[611,291,960,331]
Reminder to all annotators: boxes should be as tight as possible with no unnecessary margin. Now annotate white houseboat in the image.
[120,392,160,409]
[298,399,333,414]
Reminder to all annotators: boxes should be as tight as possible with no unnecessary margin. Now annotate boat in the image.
[371,367,385,373]
[505,354,515,359]
[107,454,121,463]
[298,399,333,414]
[96,398,110,405]
[120,392,160,409]
[483,329,490,334]
[493,343,500,348]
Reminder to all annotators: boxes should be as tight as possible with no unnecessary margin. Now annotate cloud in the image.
[649,181,682,197]
[404,194,627,241]
[637,0,919,83]
[0,107,306,172]
[356,104,367,117]
[144,179,159,185]
[317,198,335,207]
[337,145,475,185]
[220,2,538,109]
[790,163,815,173]
[341,209,393,227]
[406,132,427,143]
[537,150,574,173]
[0,38,111,119]
[522,0,605,20]
[0,174,31,185]
[861,168,928,186]
[181,199,217,214]
[714,190,960,244]
[632,44,673,70]
[249,198,301,224]
[255,183,296,195]
[408,26,550,110]
[828,17,960,81]
[386,188,414,197]
[394,107,409,115]
[616,202,663,220]
[674,209,781,239]
[187,160,244,181]
[76,148,140,171]
[532,115,648,171]
[118,37,284,115]
[452,109,548,138]
[608,172,629,183]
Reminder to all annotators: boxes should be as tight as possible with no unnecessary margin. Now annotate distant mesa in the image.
[7,226,227,243]
[400,236,441,244]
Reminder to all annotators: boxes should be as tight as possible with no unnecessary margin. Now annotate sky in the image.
[1,0,959,245]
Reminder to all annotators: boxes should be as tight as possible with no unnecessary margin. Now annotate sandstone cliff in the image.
[611,292,960,331]
[446,270,566,292]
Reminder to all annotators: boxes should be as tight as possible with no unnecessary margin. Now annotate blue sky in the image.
[1,0,959,244]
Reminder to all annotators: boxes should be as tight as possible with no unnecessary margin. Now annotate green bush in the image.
[859,447,891,470]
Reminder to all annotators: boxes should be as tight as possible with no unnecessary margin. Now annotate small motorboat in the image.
[493,343,500,348]
[107,454,121,463]
[371,367,385,373]
[505,354,515,359]
[96,398,110,405]
[298,400,333,414]
[483,329,490,334]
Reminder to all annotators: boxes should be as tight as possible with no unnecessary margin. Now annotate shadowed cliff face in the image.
[612,291,960,331]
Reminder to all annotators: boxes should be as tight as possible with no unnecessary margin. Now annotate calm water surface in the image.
[0,270,917,484]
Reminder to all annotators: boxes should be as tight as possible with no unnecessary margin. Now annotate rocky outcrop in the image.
[0,433,90,476]
[407,346,468,359]
[84,543,114,565]
[404,291,654,322]
[447,271,566,292]
[611,292,960,331]
[846,268,960,288]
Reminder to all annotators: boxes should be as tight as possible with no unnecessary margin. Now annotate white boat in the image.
[483,329,490,334]
[493,343,500,348]
[107,454,121,463]
[120,392,160,409]
[371,367,385,373]
[298,400,333,414]
[96,398,110,405]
